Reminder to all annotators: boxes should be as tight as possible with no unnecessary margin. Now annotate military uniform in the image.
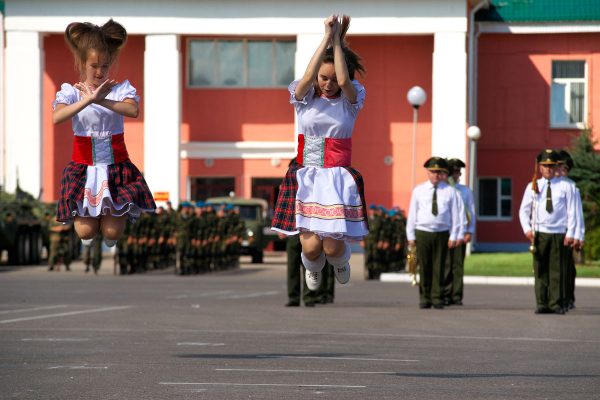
[519,149,577,314]
[82,234,103,274]
[443,158,475,306]
[285,234,334,307]
[406,157,464,309]
[556,150,585,310]
[48,220,73,271]
[176,203,195,275]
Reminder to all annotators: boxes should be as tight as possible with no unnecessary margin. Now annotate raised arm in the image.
[332,17,357,103]
[294,15,336,100]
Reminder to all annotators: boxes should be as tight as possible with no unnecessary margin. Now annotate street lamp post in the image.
[466,125,481,191]
[406,86,427,189]
[466,125,481,254]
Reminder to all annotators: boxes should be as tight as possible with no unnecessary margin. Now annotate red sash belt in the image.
[296,134,352,167]
[72,134,129,166]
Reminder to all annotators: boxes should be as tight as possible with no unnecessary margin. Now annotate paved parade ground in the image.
[1,252,599,400]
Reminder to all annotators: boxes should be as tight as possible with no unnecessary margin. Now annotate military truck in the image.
[205,196,271,263]
[0,191,44,265]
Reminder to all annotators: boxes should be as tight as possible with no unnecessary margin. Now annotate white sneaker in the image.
[333,262,351,284]
[305,269,322,291]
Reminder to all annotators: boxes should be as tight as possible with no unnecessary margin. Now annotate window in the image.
[550,60,587,128]
[190,177,235,200]
[188,39,296,88]
[478,177,512,220]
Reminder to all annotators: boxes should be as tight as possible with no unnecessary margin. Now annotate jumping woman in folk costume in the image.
[52,19,155,248]
[272,15,368,290]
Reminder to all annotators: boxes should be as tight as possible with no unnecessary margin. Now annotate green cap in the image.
[556,150,574,170]
[536,149,559,165]
[424,157,449,172]
[447,158,466,172]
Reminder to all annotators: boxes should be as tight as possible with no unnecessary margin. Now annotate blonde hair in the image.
[64,19,127,79]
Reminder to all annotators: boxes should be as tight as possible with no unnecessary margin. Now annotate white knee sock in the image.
[301,251,326,272]
[81,238,94,246]
[326,242,352,267]
[104,239,118,248]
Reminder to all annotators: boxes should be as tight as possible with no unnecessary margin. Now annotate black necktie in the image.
[432,185,438,216]
[546,180,553,213]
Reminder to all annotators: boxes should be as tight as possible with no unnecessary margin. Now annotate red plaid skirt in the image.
[271,161,368,233]
[57,159,156,222]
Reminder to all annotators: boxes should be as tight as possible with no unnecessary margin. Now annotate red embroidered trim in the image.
[83,180,110,207]
[295,201,364,221]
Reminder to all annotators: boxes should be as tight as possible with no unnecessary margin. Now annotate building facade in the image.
[1,0,599,250]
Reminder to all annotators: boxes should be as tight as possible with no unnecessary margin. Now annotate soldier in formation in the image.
[406,157,465,309]
[518,149,579,315]
[285,233,335,307]
[47,219,74,272]
[363,205,407,280]
[114,202,245,275]
[82,234,103,274]
[443,158,476,306]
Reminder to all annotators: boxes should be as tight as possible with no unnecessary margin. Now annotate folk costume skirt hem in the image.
[271,163,368,242]
[57,160,156,223]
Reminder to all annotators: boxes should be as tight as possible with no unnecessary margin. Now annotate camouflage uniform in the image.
[82,234,103,274]
[48,220,73,271]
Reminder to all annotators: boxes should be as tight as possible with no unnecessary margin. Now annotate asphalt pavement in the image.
[1,252,599,400]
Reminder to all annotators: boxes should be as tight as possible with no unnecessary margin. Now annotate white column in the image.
[0,11,5,189]
[293,33,322,149]
[4,31,43,196]
[431,31,467,164]
[144,34,181,206]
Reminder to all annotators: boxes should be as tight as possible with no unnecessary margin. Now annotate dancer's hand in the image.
[324,14,337,40]
[75,79,117,103]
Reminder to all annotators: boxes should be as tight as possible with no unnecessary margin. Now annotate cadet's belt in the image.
[72,133,129,166]
[296,134,352,167]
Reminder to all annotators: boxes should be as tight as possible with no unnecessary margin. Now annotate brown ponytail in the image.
[64,19,127,79]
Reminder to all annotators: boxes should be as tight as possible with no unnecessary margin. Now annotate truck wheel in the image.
[31,230,42,264]
[17,233,28,265]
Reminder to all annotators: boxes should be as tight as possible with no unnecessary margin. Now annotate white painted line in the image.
[0,306,133,324]
[380,273,600,287]
[177,342,225,346]
[166,291,234,299]
[219,291,278,299]
[217,368,395,375]
[159,382,366,388]
[0,305,69,315]
[49,365,108,370]
[22,338,90,342]
[256,355,419,362]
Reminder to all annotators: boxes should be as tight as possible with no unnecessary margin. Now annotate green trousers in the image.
[286,235,334,305]
[562,245,576,307]
[533,232,565,311]
[444,243,466,303]
[416,230,449,306]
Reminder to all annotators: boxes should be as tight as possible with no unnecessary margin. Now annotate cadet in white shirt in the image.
[443,158,474,306]
[406,157,464,309]
[518,149,577,315]
[556,150,584,310]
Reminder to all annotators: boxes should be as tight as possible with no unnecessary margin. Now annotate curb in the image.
[380,273,600,287]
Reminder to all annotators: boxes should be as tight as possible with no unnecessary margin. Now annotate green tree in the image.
[569,130,600,260]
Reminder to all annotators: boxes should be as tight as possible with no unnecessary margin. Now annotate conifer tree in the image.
[569,130,600,260]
